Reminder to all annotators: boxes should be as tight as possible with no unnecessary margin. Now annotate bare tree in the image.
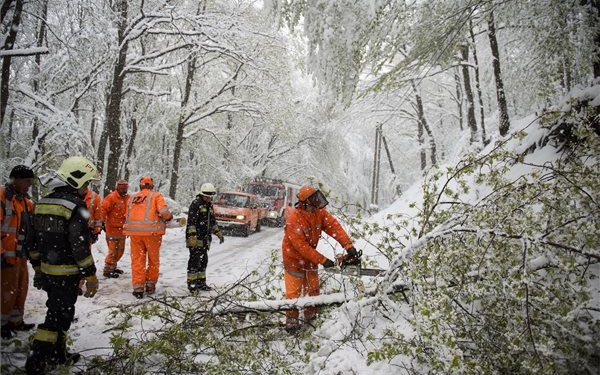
[487,9,510,136]
[1,0,23,126]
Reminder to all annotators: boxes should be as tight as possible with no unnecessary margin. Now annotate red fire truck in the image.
[244,178,301,227]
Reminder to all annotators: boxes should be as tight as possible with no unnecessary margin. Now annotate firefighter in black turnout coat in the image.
[185,183,224,293]
[25,157,100,375]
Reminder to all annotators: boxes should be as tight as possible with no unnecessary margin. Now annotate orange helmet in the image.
[297,186,317,201]
[297,186,329,208]
[140,176,154,188]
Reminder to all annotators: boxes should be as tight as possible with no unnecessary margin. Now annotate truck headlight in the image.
[236,215,246,220]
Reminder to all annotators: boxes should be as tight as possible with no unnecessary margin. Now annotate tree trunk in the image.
[589,0,600,78]
[469,18,488,145]
[460,44,478,144]
[102,0,129,196]
[169,1,206,199]
[1,0,23,127]
[31,0,48,164]
[487,10,510,136]
[454,68,463,132]
[124,117,137,181]
[412,80,427,171]
[170,56,197,199]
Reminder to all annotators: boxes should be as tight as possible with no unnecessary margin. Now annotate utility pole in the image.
[371,124,382,205]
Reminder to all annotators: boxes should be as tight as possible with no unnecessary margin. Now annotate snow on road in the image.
[20,226,286,361]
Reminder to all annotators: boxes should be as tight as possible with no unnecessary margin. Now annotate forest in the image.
[2,0,597,207]
[1,1,599,374]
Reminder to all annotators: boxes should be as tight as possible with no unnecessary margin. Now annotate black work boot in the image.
[25,339,56,375]
[103,271,120,278]
[197,280,212,291]
[132,291,144,299]
[188,283,198,294]
[1,325,14,339]
[12,321,36,331]
[54,331,81,366]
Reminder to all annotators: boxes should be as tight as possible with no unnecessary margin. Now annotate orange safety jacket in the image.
[84,189,103,235]
[0,185,34,265]
[123,188,172,237]
[281,206,353,274]
[101,190,129,238]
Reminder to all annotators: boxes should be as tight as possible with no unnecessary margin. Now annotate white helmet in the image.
[198,183,217,197]
[56,156,100,189]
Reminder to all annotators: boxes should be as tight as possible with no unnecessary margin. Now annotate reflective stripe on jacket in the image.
[101,190,129,237]
[123,189,172,236]
[84,189,103,235]
[281,207,353,271]
[0,184,34,264]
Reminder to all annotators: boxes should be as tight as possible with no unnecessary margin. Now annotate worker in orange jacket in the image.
[101,179,130,278]
[123,176,173,299]
[281,186,359,332]
[84,187,103,243]
[1,165,35,339]
[77,186,102,294]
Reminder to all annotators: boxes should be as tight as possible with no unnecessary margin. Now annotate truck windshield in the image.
[216,194,249,208]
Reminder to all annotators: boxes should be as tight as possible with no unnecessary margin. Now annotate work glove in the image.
[322,259,335,268]
[218,235,225,244]
[186,236,198,248]
[0,256,13,269]
[33,272,43,290]
[83,275,99,298]
[346,247,359,259]
[90,232,99,244]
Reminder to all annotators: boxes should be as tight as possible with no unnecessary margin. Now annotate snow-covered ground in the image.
[3,223,384,372]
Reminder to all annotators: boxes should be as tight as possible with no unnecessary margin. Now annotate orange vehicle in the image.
[213,192,266,237]
[244,178,301,227]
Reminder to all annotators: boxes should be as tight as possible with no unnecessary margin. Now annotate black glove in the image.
[33,272,43,290]
[1,257,13,269]
[90,232,99,244]
[219,235,225,244]
[347,247,359,259]
[323,259,335,268]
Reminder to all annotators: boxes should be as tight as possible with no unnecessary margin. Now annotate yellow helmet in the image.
[198,183,217,197]
[56,156,100,189]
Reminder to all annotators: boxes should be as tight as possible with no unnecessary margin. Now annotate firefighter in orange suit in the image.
[123,176,173,299]
[281,186,359,332]
[1,165,35,339]
[101,179,129,278]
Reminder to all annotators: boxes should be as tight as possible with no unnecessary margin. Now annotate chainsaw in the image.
[328,250,386,277]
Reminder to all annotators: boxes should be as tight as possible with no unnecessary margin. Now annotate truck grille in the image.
[216,214,238,220]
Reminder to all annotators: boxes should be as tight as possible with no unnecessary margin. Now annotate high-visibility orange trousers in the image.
[1,256,29,327]
[284,267,320,324]
[129,235,163,293]
[103,236,126,274]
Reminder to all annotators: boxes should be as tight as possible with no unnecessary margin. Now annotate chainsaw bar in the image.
[323,265,386,277]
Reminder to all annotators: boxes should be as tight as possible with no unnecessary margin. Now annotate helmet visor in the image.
[307,190,328,209]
